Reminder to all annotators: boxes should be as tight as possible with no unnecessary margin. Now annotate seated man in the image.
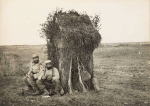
[36,60,61,96]
[23,54,44,95]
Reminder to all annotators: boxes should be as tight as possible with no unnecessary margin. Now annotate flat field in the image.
[0,43,150,106]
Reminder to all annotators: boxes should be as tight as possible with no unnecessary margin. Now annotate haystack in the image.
[41,10,101,93]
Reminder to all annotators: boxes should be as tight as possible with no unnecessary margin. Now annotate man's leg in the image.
[36,80,50,96]
[39,80,61,96]
[53,79,61,94]
[23,76,34,92]
[27,77,36,87]
[27,77,41,95]
[43,81,55,96]
[38,80,57,96]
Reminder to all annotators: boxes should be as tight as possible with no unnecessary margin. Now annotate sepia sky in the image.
[0,0,149,45]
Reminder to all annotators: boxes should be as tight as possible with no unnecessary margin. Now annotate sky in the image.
[0,0,149,45]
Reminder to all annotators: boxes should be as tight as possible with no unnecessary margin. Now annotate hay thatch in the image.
[41,10,101,57]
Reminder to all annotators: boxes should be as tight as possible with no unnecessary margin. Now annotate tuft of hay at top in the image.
[40,10,102,56]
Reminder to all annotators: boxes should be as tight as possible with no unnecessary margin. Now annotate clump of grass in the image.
[0,53,29,77]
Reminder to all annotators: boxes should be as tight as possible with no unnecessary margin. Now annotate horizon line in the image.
[0,41,149,46]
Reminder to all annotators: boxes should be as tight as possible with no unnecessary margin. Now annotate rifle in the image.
[68,58,73,94]
[77,57,87,92]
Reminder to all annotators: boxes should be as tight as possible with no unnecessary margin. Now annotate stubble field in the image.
[0,43,150,106]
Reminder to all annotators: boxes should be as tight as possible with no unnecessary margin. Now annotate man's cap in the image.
[32,54,38,58]
[45,60,52,64]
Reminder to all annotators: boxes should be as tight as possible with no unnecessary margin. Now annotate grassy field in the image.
[0,43,150,106]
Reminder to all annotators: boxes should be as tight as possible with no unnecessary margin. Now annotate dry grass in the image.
[0,43,150,106]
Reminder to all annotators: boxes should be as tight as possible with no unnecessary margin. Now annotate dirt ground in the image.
[0,43,150,106]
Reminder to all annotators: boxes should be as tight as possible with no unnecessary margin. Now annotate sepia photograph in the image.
[0,0,149,105]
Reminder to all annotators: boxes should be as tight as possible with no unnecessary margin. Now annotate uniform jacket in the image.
[27,62,44,79]
[38,67,60,81]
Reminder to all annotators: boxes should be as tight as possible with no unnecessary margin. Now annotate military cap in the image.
[32,54,38,58]
[45,60,52,64]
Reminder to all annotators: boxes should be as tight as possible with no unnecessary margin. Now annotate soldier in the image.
[23,54,44,95]
[36,60,61,96]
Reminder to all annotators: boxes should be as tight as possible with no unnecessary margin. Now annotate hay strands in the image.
[68,58,73,94]
[77,57,87,92]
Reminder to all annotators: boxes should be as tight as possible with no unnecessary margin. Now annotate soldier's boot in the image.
[33,87,43,95]
[54,89,60,95]
[55,91,60,96]
[49,89,55,96]
[26,85,34,93]
[41,89,50,97]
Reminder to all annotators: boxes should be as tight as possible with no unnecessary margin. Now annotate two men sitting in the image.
[23,54,61,96]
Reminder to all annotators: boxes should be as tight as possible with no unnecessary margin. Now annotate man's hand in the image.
[29,73,33,76]
[47,76,52,81]
[26,73,33,78]
[26,73,29,76]
[41,76,47,80]
[51,77,55,82]
[38,76,42,80]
